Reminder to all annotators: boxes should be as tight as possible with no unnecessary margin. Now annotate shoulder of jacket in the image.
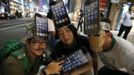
[78,35,88,42]
[11,49,27,60]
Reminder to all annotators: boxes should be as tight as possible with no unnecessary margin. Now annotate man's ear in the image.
[106,32,112,37]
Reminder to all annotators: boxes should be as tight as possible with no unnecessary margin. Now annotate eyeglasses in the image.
[31,41,45,45]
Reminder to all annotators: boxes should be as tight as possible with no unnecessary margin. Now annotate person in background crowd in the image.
[77,9,84,31]
[51,24,98,75]
[47,0,56,20]
[117,5,134,39]
[89,18,134,75]
[0,36,63,75]
[15,10,19,18]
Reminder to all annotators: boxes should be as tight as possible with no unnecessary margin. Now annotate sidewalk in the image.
[0,17,33,24]
[111,30,134,45]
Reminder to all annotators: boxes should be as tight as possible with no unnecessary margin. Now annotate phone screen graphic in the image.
[35,13,48,38]
[84,0,100,35]
[50,1,70,28]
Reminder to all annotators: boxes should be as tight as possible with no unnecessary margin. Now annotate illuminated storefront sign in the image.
[100,0,107,11]
[38,0,45,12]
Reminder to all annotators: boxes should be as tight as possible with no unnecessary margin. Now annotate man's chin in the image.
[36,51,43,56]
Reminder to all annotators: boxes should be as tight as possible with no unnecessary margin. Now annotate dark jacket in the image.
[51,35,94,60]
[51,34,98,74]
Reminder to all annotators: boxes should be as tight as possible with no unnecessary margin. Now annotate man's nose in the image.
[63,32,68,39]
[40,44,46,49]
[35,43,45,48]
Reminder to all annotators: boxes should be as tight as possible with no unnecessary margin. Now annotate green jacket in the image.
[0,48,42,75]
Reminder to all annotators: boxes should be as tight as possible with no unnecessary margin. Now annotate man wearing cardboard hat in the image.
[0,36,65,75]
[89,18,134,75]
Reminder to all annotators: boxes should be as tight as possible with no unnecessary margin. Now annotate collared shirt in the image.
[122,11,134,26]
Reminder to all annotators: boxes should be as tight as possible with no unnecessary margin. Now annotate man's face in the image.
[58,26,74,45]
[132,10,134,13]
[131,5,134,12]
[28,41,46,57]
[88,31,107,53]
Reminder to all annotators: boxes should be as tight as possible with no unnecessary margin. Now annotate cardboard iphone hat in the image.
[50,0,71,29]
[30,13,49,39]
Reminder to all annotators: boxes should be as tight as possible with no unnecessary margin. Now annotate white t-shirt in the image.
[122,11,134,26]
[48,19,55,32]
[99,36,134,75]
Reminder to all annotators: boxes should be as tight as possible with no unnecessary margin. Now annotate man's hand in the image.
[44,60,64,75]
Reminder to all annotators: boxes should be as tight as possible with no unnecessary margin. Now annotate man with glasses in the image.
[0,36,63,75]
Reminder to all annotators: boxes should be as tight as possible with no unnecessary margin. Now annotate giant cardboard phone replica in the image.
[34,13,48,39]
[84,0,100,35]
[50,0,71,29]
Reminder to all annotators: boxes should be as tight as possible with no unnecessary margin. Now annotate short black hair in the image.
[55,23,78,39]
[101,18,111,24]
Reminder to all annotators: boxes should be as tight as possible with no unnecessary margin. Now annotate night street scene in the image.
[0,0,134,75]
